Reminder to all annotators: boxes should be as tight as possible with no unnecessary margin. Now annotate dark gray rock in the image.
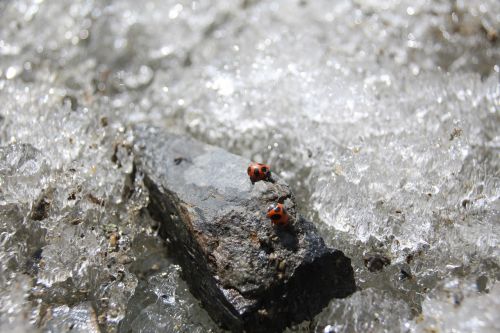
[132,125,355,333]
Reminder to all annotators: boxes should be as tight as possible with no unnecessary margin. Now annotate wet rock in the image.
[133,126,356,333]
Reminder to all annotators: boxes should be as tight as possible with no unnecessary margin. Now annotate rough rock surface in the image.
[132,125,355,333]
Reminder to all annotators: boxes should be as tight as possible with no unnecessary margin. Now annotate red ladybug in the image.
[266,203,289,226]
[247,162,271,183]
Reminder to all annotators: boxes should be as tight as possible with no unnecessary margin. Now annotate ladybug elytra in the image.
[266,203,289,226]
[247,162,271,183]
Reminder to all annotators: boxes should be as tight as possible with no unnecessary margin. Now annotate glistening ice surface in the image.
[0,0,499,332]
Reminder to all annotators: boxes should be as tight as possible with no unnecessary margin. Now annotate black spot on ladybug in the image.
[254,169,260,176]
[271,214,282,221]
[261,167,267,172]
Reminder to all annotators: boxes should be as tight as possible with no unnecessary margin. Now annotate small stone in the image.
[109,233,119,248]
[100,117,109,127]
[62,95,78,111]
[174,157,185,165]
[87,193,105,206]
[449,127,463,141]
[30,190,53,221]
[364,253,391,272]
[116,270,125,281]
[400,269,413,280]
[118,255,132,264]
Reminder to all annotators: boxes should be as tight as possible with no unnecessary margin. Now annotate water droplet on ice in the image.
[5,66,18,79]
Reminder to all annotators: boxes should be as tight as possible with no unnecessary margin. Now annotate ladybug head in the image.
[267,203,285,215]
[259,164,270,176]
[266,203,289,225]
